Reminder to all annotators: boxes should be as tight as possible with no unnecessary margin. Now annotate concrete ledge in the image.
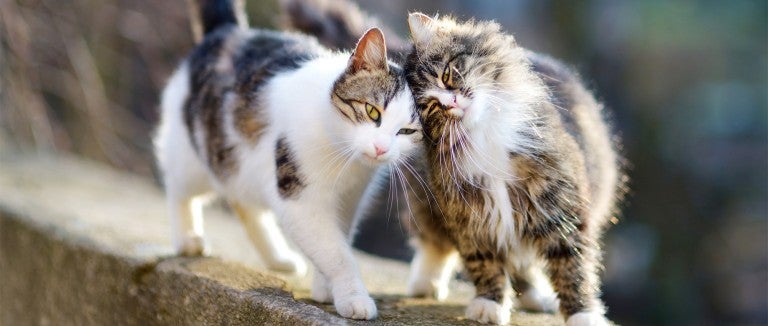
[0,153,563,325]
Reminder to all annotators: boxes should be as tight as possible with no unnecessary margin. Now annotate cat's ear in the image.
[408,12,435,45]
[349,28,388,73]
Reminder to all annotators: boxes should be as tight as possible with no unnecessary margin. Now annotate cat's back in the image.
[177,26,327,180]
[527,52,621,222]
[185,26,326,94]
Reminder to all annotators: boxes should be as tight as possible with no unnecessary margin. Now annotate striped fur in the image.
[402,14,623,325]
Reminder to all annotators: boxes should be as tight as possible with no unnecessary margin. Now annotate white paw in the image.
[406,277,449,301]
[311,276,332,303]
[566,311,609,326]
[465,297,511,325]
[264,252,307,276]
[334,294,377,320]
[517,287,559,313]
[176,234,208,257]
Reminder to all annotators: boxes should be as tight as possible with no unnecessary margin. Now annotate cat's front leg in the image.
[460,247,513,325]
[280,202,376,320]
[542,236,608,326]
[311,269,332,303]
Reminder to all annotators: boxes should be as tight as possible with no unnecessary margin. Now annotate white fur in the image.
[466,297,512,325]
[406,242,459,301]
[155,49,417,320]
[504,246,559,313]
[566,311,610,326]
[155,64,214,256]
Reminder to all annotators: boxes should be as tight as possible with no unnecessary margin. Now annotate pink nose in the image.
[374,145,387,157]
[447,95,459,108]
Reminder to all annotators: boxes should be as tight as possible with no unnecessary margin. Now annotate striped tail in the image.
[279,0,408,56]
[186,0,248,42]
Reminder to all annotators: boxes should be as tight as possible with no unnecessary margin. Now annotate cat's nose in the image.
[374,144,388,157]
[445,94,459,108]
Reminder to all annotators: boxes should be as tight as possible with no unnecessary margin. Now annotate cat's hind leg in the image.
[231,202,307,275]
[406,237,458,301]
[509,262,559,313]
[167,193,209,256]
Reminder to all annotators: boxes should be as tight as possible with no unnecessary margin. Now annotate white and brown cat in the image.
[154,0,421,320]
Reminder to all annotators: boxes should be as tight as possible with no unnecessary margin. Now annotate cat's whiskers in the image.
[453,119,520,183]
[390,162,418,233]
[447,123,483,217]
[329,147,357,194]
[397,159,450,225]
[385,162,398,225]
[315,144,355,179]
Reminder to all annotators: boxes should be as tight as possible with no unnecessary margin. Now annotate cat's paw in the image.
[406,277,449,301]
[311,276,332,303]
[265,252,307,276]
[334,294,377,320]
[566,311,609,326]
[517,287,559,313]
[176,234,208,257]
[465,297,511,325]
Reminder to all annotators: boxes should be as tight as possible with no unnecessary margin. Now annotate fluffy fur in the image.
[280,3,625,325]
[154,1,421,320]
[401,14,622,325]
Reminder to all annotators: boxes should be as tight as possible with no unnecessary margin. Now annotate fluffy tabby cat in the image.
[154,0,421,320]
[282,2,624,325]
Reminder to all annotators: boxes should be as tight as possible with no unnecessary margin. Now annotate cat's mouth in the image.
[435,93,470,119]
[361,152,387,164]
[446,107,465,119]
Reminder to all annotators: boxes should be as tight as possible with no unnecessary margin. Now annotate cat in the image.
[153,0,421,320]
[398,13,623,326]
[281,2,624,325]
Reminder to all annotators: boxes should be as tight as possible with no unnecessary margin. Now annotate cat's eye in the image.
[365,103,381,124]
[441,64,453,88]
[397,128,417,135]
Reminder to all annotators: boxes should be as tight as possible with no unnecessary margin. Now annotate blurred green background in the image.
[1,0,765,325]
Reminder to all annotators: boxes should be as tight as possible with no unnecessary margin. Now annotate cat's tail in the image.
[279,0,409,56]
[186,0,248,42]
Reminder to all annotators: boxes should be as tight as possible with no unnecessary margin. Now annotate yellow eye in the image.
[366,103,380,124]
[441,65,453,87]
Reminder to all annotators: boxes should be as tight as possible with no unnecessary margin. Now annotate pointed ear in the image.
[349,28,388,73]
[408,12,434,45]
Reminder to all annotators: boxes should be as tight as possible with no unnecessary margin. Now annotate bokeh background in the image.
[1,0,765,325]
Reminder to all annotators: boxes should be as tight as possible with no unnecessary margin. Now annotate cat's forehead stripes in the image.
[331,63,408,125]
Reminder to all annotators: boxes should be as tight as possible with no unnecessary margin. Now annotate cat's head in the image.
[404,13,541,146]
[330,28,421,165]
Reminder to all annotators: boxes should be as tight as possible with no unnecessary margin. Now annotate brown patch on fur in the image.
[275,136,305,199]
[232,97,266,144]
[185,28,250,179]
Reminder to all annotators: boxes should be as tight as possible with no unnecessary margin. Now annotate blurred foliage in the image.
[1,0,765,325]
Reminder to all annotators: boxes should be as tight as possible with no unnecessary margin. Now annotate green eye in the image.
[441,64,453,87]
[366,103,380,123]
[397,128,417,135]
